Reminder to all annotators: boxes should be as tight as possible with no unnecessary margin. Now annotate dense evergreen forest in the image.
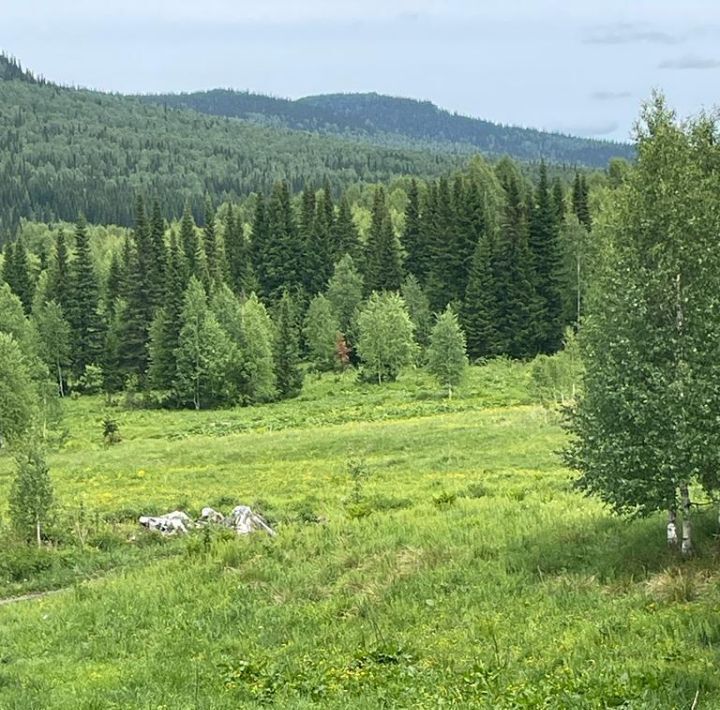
[0,55,462,237]
[139,90,634,168]
[0,147,604,413]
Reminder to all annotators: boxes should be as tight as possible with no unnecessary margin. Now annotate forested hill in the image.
[138,89,634,167]
[0,55,463,236]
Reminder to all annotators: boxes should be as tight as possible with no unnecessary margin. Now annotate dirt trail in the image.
[0,588,65,607]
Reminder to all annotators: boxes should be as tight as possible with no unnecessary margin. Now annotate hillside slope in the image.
[139,89,634,167]
[0,55,462,233]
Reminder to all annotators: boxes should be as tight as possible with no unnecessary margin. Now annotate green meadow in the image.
[0,362,718,708]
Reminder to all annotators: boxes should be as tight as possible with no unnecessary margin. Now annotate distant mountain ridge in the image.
[138,89,634,167]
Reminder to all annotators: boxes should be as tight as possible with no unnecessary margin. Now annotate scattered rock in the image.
[139,505,275,537]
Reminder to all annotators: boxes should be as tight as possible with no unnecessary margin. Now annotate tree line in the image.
[0,157,596,413]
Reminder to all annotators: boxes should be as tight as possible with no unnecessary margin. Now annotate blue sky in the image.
[3,0,720,141]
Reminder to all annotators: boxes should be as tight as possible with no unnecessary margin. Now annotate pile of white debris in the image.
[138,505,276,536]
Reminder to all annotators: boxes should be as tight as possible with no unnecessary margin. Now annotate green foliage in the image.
[531,328,583,407]
[0,333,37,447]
[426,306,469,397]
[8,445,54,545]
[239,293,277,403]
[326,255,364,350]
[304,294,340,372]
[274,291,304,400]
[174,277,235,409]
[565,95,720,518]
[356,291,416,383]
[140,87,634,168]
[401,274,432,350]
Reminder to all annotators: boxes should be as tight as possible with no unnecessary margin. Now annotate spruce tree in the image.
[225,204,255,296]
[9,235,33,313]
[401,274,432,350]
[179,202,197,277]
[493,177,538,359]
[251,194,272,298]
[149,199,167,306]
[274,289,303,399]
[425,177,455,310]
[402,179,425,281]
[572,172,592,230]
[203,198,220,284]
[68,215,102,379]
[529,162,565,354]
[552,178,565,226]
[48,229,70,313]
[364,187,403,293]
[333,195,361,262]
[148,231,186,391]
[462,232,499,359]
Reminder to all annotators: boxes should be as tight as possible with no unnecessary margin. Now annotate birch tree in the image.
[427,306,468,398]
[9,445,54,547]
[564,95,720,554]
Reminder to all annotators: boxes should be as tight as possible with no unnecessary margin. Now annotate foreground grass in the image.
[0,362,719,708]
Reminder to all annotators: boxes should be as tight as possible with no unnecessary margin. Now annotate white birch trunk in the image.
[36,517,41,548]
[667,508,678,546]
[680,481,692,556]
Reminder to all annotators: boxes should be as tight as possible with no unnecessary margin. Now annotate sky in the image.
[2,0,720,142]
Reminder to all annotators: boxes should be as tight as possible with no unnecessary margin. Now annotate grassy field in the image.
[0,362,719,708]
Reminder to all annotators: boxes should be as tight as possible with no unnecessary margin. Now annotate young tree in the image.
[356,291,416,384]
[326,255,364,350]
[304,293,340,371]
[565,97,720,555]
[401,274,432,350]
[0,332,37,447]
[462,232,499,359]
[33,300,71,397]
[426,306,468,398]
[240,293,277,403]
[9,445,54,547]
[174,276,234,409]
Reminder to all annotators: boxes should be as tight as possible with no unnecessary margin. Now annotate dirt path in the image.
[0,588,65,607]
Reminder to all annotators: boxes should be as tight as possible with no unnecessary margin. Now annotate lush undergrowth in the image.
[0,361,719,708]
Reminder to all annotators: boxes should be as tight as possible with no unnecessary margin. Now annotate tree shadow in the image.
[507,506,720,583]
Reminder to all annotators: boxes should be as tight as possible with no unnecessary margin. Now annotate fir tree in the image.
[402,179,425,280]
[493,177,538,359]
[572,172,592,230]
[203,198,220,283]
[179,202,197,277]
[68,215,102,378]
[251,194,272,298]
[8,235,33,313]
[529,162,565,353]
[462,232,499,359]
[364,187,403,293]
[333,195,360,262]
[401,274,432,350]
[149,199,167,307]
[274,290,303,399]
[48,229,71,312]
